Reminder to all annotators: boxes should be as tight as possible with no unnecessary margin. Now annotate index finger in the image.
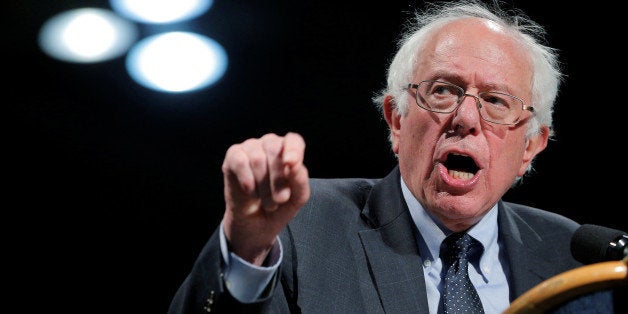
[281,132,306,176]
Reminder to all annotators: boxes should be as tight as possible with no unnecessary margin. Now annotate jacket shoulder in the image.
[309,177,379,202]
[501,201,580,233]
[288,177,381,231]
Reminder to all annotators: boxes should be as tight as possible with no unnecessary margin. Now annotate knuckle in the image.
[261,132,279,140]
[247,150,267,168]
[224,147,247,166]
[261,136,283,156]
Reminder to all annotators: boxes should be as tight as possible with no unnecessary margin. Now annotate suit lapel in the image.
[358,167,430,313]
[497,202,566,299]
[355,169,572,309]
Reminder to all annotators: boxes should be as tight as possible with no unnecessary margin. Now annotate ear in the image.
[383,95,401,154]
[518,125,549,176]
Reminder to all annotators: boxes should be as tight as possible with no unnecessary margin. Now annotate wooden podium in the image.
[504,257,627,313]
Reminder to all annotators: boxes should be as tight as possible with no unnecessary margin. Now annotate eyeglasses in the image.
[406,80,534,126]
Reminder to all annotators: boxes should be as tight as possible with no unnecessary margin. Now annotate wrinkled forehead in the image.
[426,17,525,57]
[417,17,533,95]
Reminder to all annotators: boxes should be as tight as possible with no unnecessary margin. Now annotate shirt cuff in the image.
[219,221,283,303]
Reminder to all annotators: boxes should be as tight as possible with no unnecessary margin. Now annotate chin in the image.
[431,195,485,218]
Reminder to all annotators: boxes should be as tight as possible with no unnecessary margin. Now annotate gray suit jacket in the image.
[168,166,615,313]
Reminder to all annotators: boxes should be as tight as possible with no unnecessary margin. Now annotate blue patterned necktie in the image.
[441,232,484,314]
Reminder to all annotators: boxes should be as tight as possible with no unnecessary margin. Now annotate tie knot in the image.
[442,232,476,262]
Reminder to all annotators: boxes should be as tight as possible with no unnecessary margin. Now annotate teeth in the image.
[448,169,473,180]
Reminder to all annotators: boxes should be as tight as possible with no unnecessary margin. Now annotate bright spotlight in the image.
[38,8,138,63]
[125,32,228,93]
[109,0,213,24]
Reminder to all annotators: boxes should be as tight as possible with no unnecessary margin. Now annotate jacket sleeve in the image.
[167,227,291,314]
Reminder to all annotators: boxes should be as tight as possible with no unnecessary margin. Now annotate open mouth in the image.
[443,153,479,180]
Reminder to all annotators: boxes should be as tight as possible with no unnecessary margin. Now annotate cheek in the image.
[398,115,438,164]
[489,132,527,175]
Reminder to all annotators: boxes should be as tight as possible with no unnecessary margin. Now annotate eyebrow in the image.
[426,72,516,94]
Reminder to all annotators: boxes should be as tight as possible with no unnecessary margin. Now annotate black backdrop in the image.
[7,1,627,313]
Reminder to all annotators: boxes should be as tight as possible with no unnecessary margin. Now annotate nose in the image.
[451,94,482,134]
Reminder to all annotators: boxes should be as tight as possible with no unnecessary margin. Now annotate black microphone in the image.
[570,224,628,265]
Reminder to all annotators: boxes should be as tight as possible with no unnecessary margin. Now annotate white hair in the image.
[372,0,563,178]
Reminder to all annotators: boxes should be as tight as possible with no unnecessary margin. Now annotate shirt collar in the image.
[400,176,498,264]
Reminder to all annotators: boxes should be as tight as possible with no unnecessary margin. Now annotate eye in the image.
[431,84,458,96]
[481,93,511,109]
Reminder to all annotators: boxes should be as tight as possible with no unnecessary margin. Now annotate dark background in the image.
[7,1,627,313]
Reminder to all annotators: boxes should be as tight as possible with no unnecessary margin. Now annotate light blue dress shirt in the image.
[401,178,510,313]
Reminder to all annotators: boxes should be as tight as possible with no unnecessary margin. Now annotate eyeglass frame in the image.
[405,80,535,126]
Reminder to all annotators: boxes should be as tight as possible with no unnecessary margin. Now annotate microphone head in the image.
[570,224,628,265]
